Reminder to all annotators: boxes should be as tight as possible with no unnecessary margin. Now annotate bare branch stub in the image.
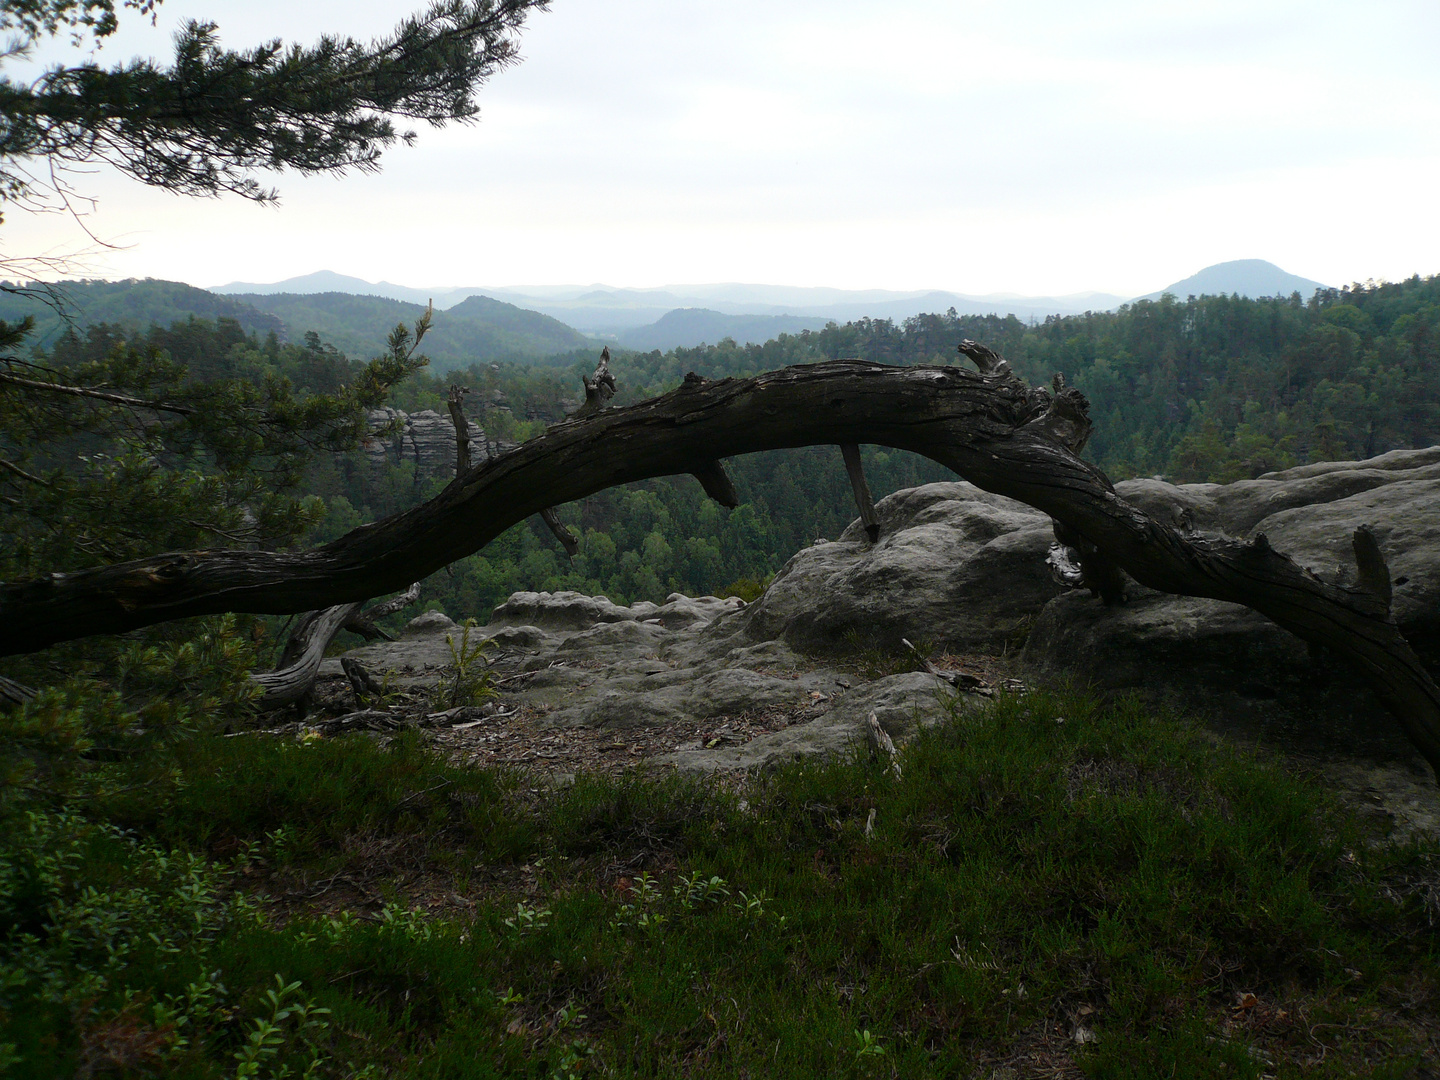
[341,656,385,706]
[1353,525,1393,612]
[841,443,880,542]
[539,507,580,558]
[691,459,740,508]
[446,384,471,476]
[574,345,617,418]
[345,581,421,641]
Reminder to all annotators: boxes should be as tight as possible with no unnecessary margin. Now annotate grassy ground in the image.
[4,687,1439,1078]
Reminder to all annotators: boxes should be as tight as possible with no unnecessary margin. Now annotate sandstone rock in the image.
[1247,478,1440,644]
[1111,448,1440,538]
[361,407,514,476]
[487,625,552,650]
[490,590,741,634]
[404,611,456,635]
[655,593,746,630]
[554,619,672,655]
[490,591,639,630]
[543,654,837,732]
[712,482,1060,653]
[1024,449,1440,762]
[659,672,955,774]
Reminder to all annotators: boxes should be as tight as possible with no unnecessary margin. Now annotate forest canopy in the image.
[5,272,1436,628]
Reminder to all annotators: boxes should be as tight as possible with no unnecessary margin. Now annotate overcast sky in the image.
[4,0,1438,297]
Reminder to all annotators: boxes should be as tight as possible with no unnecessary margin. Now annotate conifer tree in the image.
[0,0,547,583]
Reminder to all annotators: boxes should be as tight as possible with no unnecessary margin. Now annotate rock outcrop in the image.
[362,408,515,476]
[709,482,1060,654]
[319,446,1440,835]
[321,587,959,780]
[491,590,745,632]
[1022,449,1440,761]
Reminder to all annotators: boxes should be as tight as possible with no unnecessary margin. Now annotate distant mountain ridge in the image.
[228,291,590,369]
[213,270,485,310]
[619,309,832,351]
[1140,260,1329,302]
[0,279,285,349]
[214,272,1133,333]
[214,260,1332,345]
[16,260,1340,366]
[0,279,592,371]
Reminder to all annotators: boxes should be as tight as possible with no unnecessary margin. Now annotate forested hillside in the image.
[230,291,593,368]
[11,274,1438,622]
[0,278,285,345]
[608,274,1440,484]
[0,279,594,368]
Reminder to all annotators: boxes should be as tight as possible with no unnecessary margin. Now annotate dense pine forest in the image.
[8,274,1438,623]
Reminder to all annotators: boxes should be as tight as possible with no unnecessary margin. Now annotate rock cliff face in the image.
[361,408,516,476]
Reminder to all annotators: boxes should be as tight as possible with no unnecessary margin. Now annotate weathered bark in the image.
[0,674,36,709]
[252,603,362,708]
[841,443,880,542]
[341,656,385,705]
[538,507,580,558]
[342,581,422,643]
[446,384,472,475]
[901,637,988,694]
[690,460,740,508]
[8,347,1440,779]
[535,348,616,557]
[865,711,902,780]
[574,346,616,417]
[269,582,421,703]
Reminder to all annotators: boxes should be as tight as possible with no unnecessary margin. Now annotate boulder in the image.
[404,610,456,636]
[1022,450,1440,761]
[654,593,746,630]
[712,482,1061,653]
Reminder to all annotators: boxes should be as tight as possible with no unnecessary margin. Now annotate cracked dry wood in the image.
[7,346,1440,779]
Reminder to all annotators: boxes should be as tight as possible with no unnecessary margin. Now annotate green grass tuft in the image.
[4,688,1437,1077]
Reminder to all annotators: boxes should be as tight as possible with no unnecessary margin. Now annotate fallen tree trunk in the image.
[6,350,1440,779]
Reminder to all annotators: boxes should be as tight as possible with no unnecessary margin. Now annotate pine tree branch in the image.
[0,370,196,414]
[0,456,50,485]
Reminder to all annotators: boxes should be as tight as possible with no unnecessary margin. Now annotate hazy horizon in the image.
[5,2,1436,296]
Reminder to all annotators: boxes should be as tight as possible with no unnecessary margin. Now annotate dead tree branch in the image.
[537,346,619,558]
[538,508,579,558]
[574,345,616,417]
[252,603,362,708]
[343,581,422,642]
[841,443,880,542]
[8,349,1440,779]
[0,371,197,415]
[446,384,471,476]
